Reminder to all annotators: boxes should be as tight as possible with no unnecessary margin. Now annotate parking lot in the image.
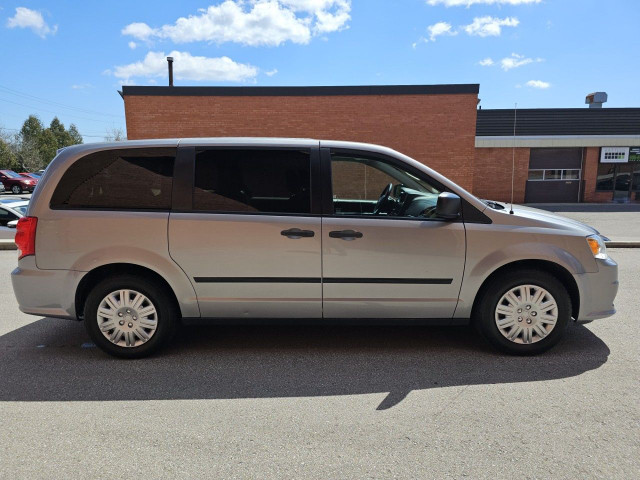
[0,248,638,479]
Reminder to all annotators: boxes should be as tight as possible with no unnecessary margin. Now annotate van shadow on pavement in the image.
[0,319,609,410]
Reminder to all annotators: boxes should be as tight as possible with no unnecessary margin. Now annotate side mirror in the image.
[435,192,461,220]
[7,220,18,229]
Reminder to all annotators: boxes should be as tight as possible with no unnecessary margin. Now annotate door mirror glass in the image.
[435,192,461,220]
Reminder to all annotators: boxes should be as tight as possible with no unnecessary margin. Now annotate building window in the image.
[562,169,580,180]
[527,169,581,181]
[596,164,616,191]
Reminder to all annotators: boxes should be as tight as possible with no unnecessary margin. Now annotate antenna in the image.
[509,102,517,215]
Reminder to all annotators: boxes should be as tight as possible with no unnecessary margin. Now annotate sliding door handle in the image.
[329,229,363,240]
[281,228,315,239]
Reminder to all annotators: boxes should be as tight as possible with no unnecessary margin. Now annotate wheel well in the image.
[471,260,580,320]
[75,263,180,320]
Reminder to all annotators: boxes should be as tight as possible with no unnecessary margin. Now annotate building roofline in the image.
[476,134,640,148]
[479,107,640,113]
[477,107,640,137]
[120,84,480,97]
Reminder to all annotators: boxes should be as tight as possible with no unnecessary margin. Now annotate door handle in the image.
[329,229,363,240]
[281,228,315,239]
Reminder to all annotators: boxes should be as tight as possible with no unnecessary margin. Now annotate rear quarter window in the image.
[50,148,176,210]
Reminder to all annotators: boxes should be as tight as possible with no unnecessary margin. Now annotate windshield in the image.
[2,170,21,179]
[12,205,28,215]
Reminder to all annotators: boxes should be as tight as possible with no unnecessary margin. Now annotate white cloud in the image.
[112,51,258,83]
[71,83,93,90]
[121,1,351,47]
[428,21,457,41]
[121,22,155,41]
[264,68,278,76]
[500,52,543,71]
[526,79,550,89]
[427,0,540,6]
[412,36,428,48]
[463,16,519,37]
[6,7,57,38]
[128,41,137,49]
[478,57,494,66]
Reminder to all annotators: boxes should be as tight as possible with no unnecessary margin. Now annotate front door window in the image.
[330,153,442,219]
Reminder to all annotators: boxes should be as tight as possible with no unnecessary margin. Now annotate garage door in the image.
[525,148,582,203]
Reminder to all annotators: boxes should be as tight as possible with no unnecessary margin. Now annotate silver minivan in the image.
[11,138,618,358]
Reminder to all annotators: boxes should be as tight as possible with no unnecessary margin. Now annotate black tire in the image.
[11,185,21,194]
[84,275,178,358]
[473,269,571,355]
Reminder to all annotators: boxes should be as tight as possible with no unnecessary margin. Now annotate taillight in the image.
[15,216,37,260]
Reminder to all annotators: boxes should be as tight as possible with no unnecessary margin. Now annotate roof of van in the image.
[59,137,402,152]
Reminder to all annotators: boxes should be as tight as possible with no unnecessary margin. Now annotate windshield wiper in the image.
[482,200,505,210]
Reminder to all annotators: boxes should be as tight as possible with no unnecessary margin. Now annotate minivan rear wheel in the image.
[84,275,177,358]
[474,269,571,355]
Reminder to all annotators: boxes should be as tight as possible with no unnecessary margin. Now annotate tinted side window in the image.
[50,148,176,210]
[193,149,311,214]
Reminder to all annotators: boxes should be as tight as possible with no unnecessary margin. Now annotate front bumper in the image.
[574,256,619,322]
[11,256,84,320]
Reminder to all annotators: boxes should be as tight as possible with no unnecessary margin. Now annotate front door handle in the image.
[329,229,363,240]
[281,228,315,239]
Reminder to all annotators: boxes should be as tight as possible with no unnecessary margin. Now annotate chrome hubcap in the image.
[97,289,158,348]
[494,284,558,344]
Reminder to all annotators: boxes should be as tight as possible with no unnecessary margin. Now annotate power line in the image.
[0,84,123,118]
[0,96,123,125]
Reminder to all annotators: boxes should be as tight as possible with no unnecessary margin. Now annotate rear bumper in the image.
[11,256,84,320]
[574,256,619,322]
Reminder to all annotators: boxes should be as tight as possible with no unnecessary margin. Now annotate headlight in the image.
[587,234,607,260]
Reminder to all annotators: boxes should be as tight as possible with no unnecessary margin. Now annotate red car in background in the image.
[20,173,42,182]
[0,170,37,194]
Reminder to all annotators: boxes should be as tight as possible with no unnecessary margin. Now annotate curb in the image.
[0,239,16,250]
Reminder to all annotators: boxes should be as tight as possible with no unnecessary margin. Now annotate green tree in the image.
[49,117,72,149]
[67,124,83,145]
[37,129,58,164]
[20,115,44,144]
[0,139,19,170]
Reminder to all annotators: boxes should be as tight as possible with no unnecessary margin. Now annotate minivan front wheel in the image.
[11,185,21,194]
[474,269,571,355]
[84,275,177,358]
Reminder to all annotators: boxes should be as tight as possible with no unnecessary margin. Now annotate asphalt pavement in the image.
[0,249,638,479]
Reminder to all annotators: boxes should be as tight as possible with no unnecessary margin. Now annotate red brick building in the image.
[121,85,640,203]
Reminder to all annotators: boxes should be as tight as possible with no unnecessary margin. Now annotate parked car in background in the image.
[0,170,36,194]
[11,139,618,359]
[0,198,28,239]
[20,173,42,181]
[0,182,5,193]
[0,198,29,225]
